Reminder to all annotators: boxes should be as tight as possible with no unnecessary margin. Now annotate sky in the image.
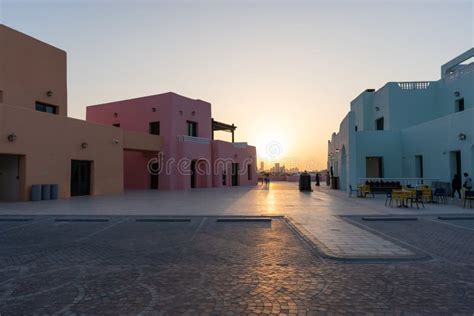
[1,0,473,171]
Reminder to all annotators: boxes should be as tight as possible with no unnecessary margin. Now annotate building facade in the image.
[0,25,162,201]
[86,94,257,190]
[328,48,474,191]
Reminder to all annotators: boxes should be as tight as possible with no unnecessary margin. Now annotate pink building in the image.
[86,93,257,190]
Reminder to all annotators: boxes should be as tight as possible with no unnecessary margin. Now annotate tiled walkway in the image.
[0,182,472,260]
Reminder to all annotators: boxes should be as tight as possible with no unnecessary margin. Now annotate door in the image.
[366,157,383,178]
[190,160,196,188]
[450,151,461,179]
[150,162,159,189]
[415,155,423,178]
[231,163,239,186]
[0,154,20,201]
[71,160,91,196]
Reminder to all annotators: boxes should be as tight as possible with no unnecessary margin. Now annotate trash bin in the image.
[299,172,313,192]
[331,177,339,190]
[31,185,42,201]
[41,184,51,201]
[50,184,59,200]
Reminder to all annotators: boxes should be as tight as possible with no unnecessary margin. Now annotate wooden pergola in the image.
[212,119,237,143]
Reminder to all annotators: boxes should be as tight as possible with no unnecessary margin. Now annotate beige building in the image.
[0,24,162,201]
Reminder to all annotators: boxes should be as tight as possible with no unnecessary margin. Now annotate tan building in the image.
[0,24,162,201]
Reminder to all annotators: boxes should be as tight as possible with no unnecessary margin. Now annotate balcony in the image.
[397,82,431,90]
[177,135,211,145]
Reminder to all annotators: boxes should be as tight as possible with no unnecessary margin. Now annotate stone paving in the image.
[1,215,474,315]
[1,182,472,260]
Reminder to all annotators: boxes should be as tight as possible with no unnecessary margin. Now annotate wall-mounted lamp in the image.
[81,142,88,149]
[375,106,380,111]
[113,112,118,118]
[458,133,467,141]
[113,139,119,145]
[179,110,183,116]
[46,90,53,97]
[152,107,156,112]
[454,91,461,97]
[7,133,17,142]
[191,111,196,116]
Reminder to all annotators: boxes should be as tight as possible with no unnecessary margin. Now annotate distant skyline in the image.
[1,0,472,170]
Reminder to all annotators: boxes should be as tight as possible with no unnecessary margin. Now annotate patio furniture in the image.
[408,190,425,209]
[421,187,432,203]
[349,185,359,197]
[433,188,447,204]
[385,191,392,206]
[359,184,374,198]
[464,191,474,208]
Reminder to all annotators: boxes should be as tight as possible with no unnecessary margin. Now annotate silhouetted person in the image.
[315,173,320,186]
[464,172,472,190]
[326,171,330,186]
[452,174,461,198]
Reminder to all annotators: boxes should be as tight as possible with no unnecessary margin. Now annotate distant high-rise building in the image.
[260,161,264,171]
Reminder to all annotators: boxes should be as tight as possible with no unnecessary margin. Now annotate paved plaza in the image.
[1,182,474,314]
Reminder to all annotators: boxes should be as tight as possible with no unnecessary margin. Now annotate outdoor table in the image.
[392,189,416,208]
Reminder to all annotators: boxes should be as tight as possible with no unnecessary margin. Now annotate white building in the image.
[328,48,474,191]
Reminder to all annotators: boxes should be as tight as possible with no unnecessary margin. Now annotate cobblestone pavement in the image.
[1,216,473,315]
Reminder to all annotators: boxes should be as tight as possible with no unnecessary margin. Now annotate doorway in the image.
[71,160,92,196]
[0,154,21,201]
[450,151,462,180]
[150,161,159,189]
[366,157,383,178]
[190,160,196,188]
[231,163,239,186]
[415,155,424,178]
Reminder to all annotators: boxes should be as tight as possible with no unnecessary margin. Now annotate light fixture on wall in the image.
[113,139,119,145]
[46,90,53,97]
[7,133,17,142]
[375,106,380,111]
[458,133,467,141]
[113,112,118,118]
[179,110,183,116]
[152,107,156,112]
[81,142,88,149]
[191,111,196,116]
[454,91,461,97]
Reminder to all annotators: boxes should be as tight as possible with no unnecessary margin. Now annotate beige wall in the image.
[0,103,127,199]
[0,24,67,115]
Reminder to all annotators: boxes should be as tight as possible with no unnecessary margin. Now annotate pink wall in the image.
[87,92,257,190]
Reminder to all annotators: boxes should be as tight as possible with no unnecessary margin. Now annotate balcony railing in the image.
[233,142,248,148]
[397,82,431,90]
[357,177,440,187]
[177,135,211,144]
[444,62,474,81]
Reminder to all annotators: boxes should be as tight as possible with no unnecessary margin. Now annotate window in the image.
[149,121,160,135]
[36,101,58,114]
[375,117,384,131]
[455,98,465,112]
[0,90,3,103]
[187,121,197,137]
[112,123,120,128]
[248,164,253,180]
[355,125,358,132]
[366,157,383,178]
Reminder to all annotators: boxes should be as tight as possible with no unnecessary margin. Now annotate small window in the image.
[455,98,465,112]
[0,90,3,103]
[248,164,253,181]
[187,121,197,137]
[36,101,58,114]
[355,125,358,132]
[149,121,160,135]
[113,123,120,127]
[375,117,384,131]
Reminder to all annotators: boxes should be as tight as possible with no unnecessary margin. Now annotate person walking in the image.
[452,174,462,198]
[315,173,320,186]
